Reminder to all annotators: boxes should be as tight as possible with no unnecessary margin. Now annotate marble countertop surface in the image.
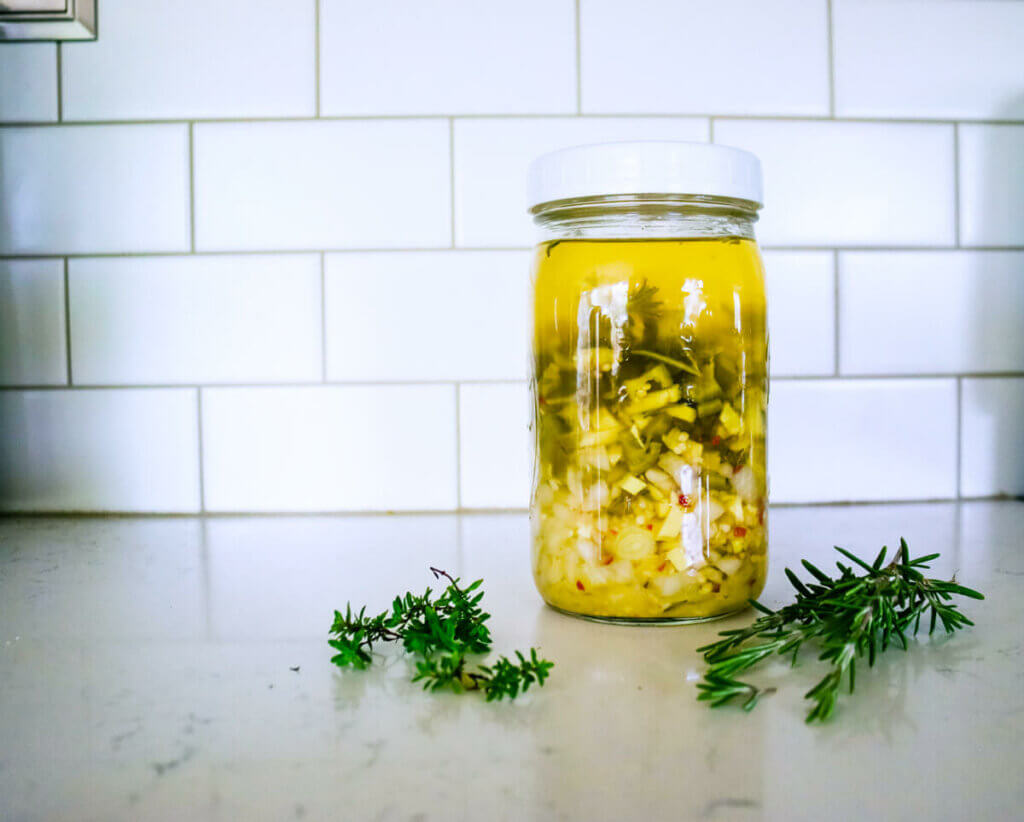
[1,501,1022,822]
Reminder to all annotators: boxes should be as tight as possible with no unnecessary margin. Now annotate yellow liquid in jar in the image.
[531,237,768,621]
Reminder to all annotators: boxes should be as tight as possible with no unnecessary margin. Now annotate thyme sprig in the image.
[625,279,663,348]
[624,281,700,375]
[329,567,554,702]
[696,540,984,722]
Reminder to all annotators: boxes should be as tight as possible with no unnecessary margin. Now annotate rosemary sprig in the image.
[696,539,984,722]
[329,567,554,702]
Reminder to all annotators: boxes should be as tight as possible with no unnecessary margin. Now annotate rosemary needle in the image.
[696,539,984,722]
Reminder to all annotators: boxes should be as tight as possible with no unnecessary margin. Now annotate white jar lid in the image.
[527,140,763,211]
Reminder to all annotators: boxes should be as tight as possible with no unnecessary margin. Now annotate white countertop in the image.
[1,501,1022,822]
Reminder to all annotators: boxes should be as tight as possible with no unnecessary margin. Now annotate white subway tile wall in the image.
[325,251,529,381]
[839,252,1024,375]
[319,0,576,116]
[0,125,190,255]
[0,389,200,512]
[961,379,1024,499]
[60,0,316,121]
[833,0,1024,121]
[0,0,1021,511]
[580,0,830,116]
[69,255,323,385]
[770,381,958,503]
[458,383,531,510]
[193,120,451,251]
[958,125,1024,247]
[762,251,835,377]
[200,386,457,512]
[0,259,67,386]
[0,44,57,122]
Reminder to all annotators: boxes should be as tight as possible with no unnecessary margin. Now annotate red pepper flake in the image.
[576,580,585,591]
[657,561,667,572]
[538,396,547,406]
[609,529,618,535]
[677,493,690,506]
[646,524,653,531]
[758,507,765,525]
[711,435,721,446]
[601,555,614,566]
[733,526,747,537]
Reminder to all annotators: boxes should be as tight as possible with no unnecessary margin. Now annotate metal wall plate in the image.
[0,0,96,41]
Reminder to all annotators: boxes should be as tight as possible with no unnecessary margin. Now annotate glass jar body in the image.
[529,198,768,623]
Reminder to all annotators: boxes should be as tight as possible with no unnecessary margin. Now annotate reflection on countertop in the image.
[1,501,1022,821]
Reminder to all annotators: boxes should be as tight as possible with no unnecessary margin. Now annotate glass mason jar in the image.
[527,142,768,624]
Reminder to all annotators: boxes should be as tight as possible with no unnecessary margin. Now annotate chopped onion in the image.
[614,526,657,559]
[732,465,758,503]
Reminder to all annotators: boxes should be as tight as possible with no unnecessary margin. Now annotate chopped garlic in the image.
[618,475,646,496]
[666,546,688,571]
[657,506,684,540]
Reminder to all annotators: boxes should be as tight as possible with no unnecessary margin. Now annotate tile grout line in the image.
[188,123,197,253]
[2,374,1014,393]
[825,0,836,118]
[449,118,456,248]
[955,377,963,499]
[196,389,207,513]
[953,123,961,248]
[314,0,321,117]
[574,0,582,114]
[453,384,463,509]
[6,245,1022,263]
[3,496,1019,518]
[0,248,534,261]
[55,43,63,121]
[320,252,327,381]
[832,249,840,376]
[6,114,1024,127]
[62,258,73,385]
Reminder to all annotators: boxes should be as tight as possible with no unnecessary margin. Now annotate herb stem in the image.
[630,348,701,377]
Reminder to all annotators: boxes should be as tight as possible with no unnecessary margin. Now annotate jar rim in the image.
[527,140,764,212]
[529,191,761,219]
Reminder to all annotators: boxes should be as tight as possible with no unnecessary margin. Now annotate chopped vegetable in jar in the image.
[531,238,768,621]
